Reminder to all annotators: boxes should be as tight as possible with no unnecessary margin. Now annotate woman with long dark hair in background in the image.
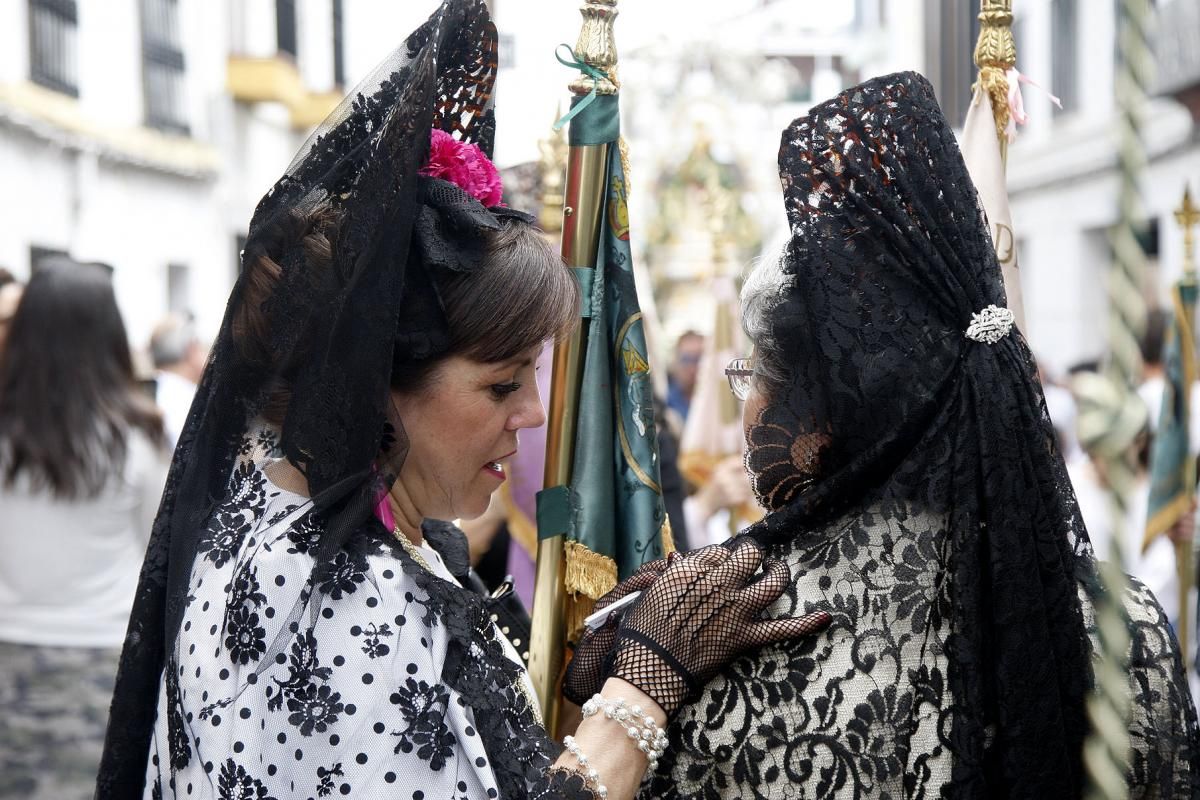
[0,258,168,800]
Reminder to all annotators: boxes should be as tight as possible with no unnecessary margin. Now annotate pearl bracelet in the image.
[580,694,669,773]
[562,735,608,799]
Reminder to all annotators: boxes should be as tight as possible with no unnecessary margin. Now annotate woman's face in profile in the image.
[391,344,545,522]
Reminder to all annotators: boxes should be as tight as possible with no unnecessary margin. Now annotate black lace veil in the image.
[96,2,507,794]
[741,73,1095,796]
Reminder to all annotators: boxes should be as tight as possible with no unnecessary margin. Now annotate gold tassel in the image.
[972,1,1016,146]
[564,540,618,599]
[563,541,616,644]
[976,66,1012,146]
[561,526,679,640]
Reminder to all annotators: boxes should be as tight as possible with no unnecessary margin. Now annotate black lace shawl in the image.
[95,3,588,797]
[647,73,1199,798]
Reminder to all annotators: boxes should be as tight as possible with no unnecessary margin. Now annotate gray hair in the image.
[150,313,196,368]
[740,247,790,392]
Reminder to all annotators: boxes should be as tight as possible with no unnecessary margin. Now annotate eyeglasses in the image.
[724,357,753,401]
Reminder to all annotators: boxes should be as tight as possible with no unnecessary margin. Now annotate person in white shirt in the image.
[148,313,207,451]
[0,259,169,800]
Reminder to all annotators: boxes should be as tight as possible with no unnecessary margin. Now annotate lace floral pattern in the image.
[389,678,456,767]
[647,506,952,799]
[650,532,1198,799]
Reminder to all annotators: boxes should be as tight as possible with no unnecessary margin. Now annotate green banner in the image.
[539,90,669,595]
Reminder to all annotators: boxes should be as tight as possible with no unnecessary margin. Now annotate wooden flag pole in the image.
[528,0,619,738]
[1174,184,1200,671]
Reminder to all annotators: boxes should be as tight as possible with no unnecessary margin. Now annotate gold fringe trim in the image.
[563,539,613,644]
[563,540,616,647]
[562,526,677,640]
[564,540,618,600]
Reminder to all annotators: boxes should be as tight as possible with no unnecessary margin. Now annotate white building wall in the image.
[0,129,76,267]
[79,2,141,127]
[862,0,924,78]
[235,0,279,57]
[183,1,231,144]
[298,0,333,92]
[1006,1,1199,377]
[0,0,29,83]
[490,0,579,168]
[341,0,437,89]
[0,0,405,351]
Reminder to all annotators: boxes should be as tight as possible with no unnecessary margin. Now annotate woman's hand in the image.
[562,556,672,706]
[606,538,831,716]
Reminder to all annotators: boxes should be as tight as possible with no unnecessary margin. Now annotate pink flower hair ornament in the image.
[419,128,504,207]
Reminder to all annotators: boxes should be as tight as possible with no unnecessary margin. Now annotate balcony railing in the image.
[29,0,79,98]
[141,0,189,134]
[276,0,298,60]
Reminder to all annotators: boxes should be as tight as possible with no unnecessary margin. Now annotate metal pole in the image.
[527,0,619,737]
[1174,185,1200,671]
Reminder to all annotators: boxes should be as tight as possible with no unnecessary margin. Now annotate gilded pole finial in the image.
[1176,184,1200,276]
[571,0,619,96]
[973,0,1016,154]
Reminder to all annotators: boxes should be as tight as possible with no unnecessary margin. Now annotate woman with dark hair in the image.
[0,258,167,800]
[631,73,1200,798]
[95,3,831,799]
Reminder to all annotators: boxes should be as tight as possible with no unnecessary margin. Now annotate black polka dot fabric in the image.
[143,428,519,798]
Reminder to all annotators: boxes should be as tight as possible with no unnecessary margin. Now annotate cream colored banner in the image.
[960,86,1026,333]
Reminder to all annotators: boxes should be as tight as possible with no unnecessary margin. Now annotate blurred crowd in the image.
[1042,309,1197,631]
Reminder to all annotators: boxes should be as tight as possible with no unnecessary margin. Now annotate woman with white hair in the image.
[623,73,1199,799]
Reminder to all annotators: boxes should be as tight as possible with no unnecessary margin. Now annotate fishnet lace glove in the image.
[562,556,673,706]
[606,539,831,716]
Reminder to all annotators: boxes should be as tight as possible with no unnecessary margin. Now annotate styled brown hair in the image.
[235,203,578,421]
[390,219,579,393]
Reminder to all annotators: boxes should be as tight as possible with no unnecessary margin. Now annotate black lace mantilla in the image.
[645,522,1199,799]
[642,73,1200,798]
